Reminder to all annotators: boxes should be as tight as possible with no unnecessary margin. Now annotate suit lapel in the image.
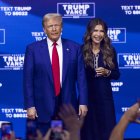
[39,39,70,86]
[40,39,54,84]
[62,39,70,85]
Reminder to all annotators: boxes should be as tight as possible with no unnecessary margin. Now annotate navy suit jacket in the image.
[23,38,88,122]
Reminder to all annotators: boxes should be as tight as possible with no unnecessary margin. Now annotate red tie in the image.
[52,42,60,96]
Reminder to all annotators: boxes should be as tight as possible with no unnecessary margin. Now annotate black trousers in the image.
[37,92,62,136]
[52,92,62,119]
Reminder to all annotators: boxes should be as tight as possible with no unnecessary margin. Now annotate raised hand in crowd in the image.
[59,104,84,140]
[109,101,140,140]
[42,129,70,140]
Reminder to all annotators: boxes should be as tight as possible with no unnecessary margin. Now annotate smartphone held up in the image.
[50,120,63,140]
[1,122,13,140]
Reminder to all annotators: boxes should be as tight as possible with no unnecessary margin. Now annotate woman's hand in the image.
[95,67,110,77]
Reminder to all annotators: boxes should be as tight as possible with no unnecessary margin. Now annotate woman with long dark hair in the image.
[81,18,120,140]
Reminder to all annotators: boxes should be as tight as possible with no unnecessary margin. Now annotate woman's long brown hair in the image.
[83,18,115,69]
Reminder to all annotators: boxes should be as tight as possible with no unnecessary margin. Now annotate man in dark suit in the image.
[23,13,88,135]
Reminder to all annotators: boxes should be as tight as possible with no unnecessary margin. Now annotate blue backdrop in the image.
[0,0,140,138]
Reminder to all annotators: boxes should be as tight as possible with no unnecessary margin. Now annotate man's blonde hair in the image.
[42,13,62,27]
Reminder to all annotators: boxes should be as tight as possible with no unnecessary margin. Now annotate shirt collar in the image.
[47,37,62,47]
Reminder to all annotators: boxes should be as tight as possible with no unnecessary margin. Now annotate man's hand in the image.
[27,107,37,119]
[79,105,88,118]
